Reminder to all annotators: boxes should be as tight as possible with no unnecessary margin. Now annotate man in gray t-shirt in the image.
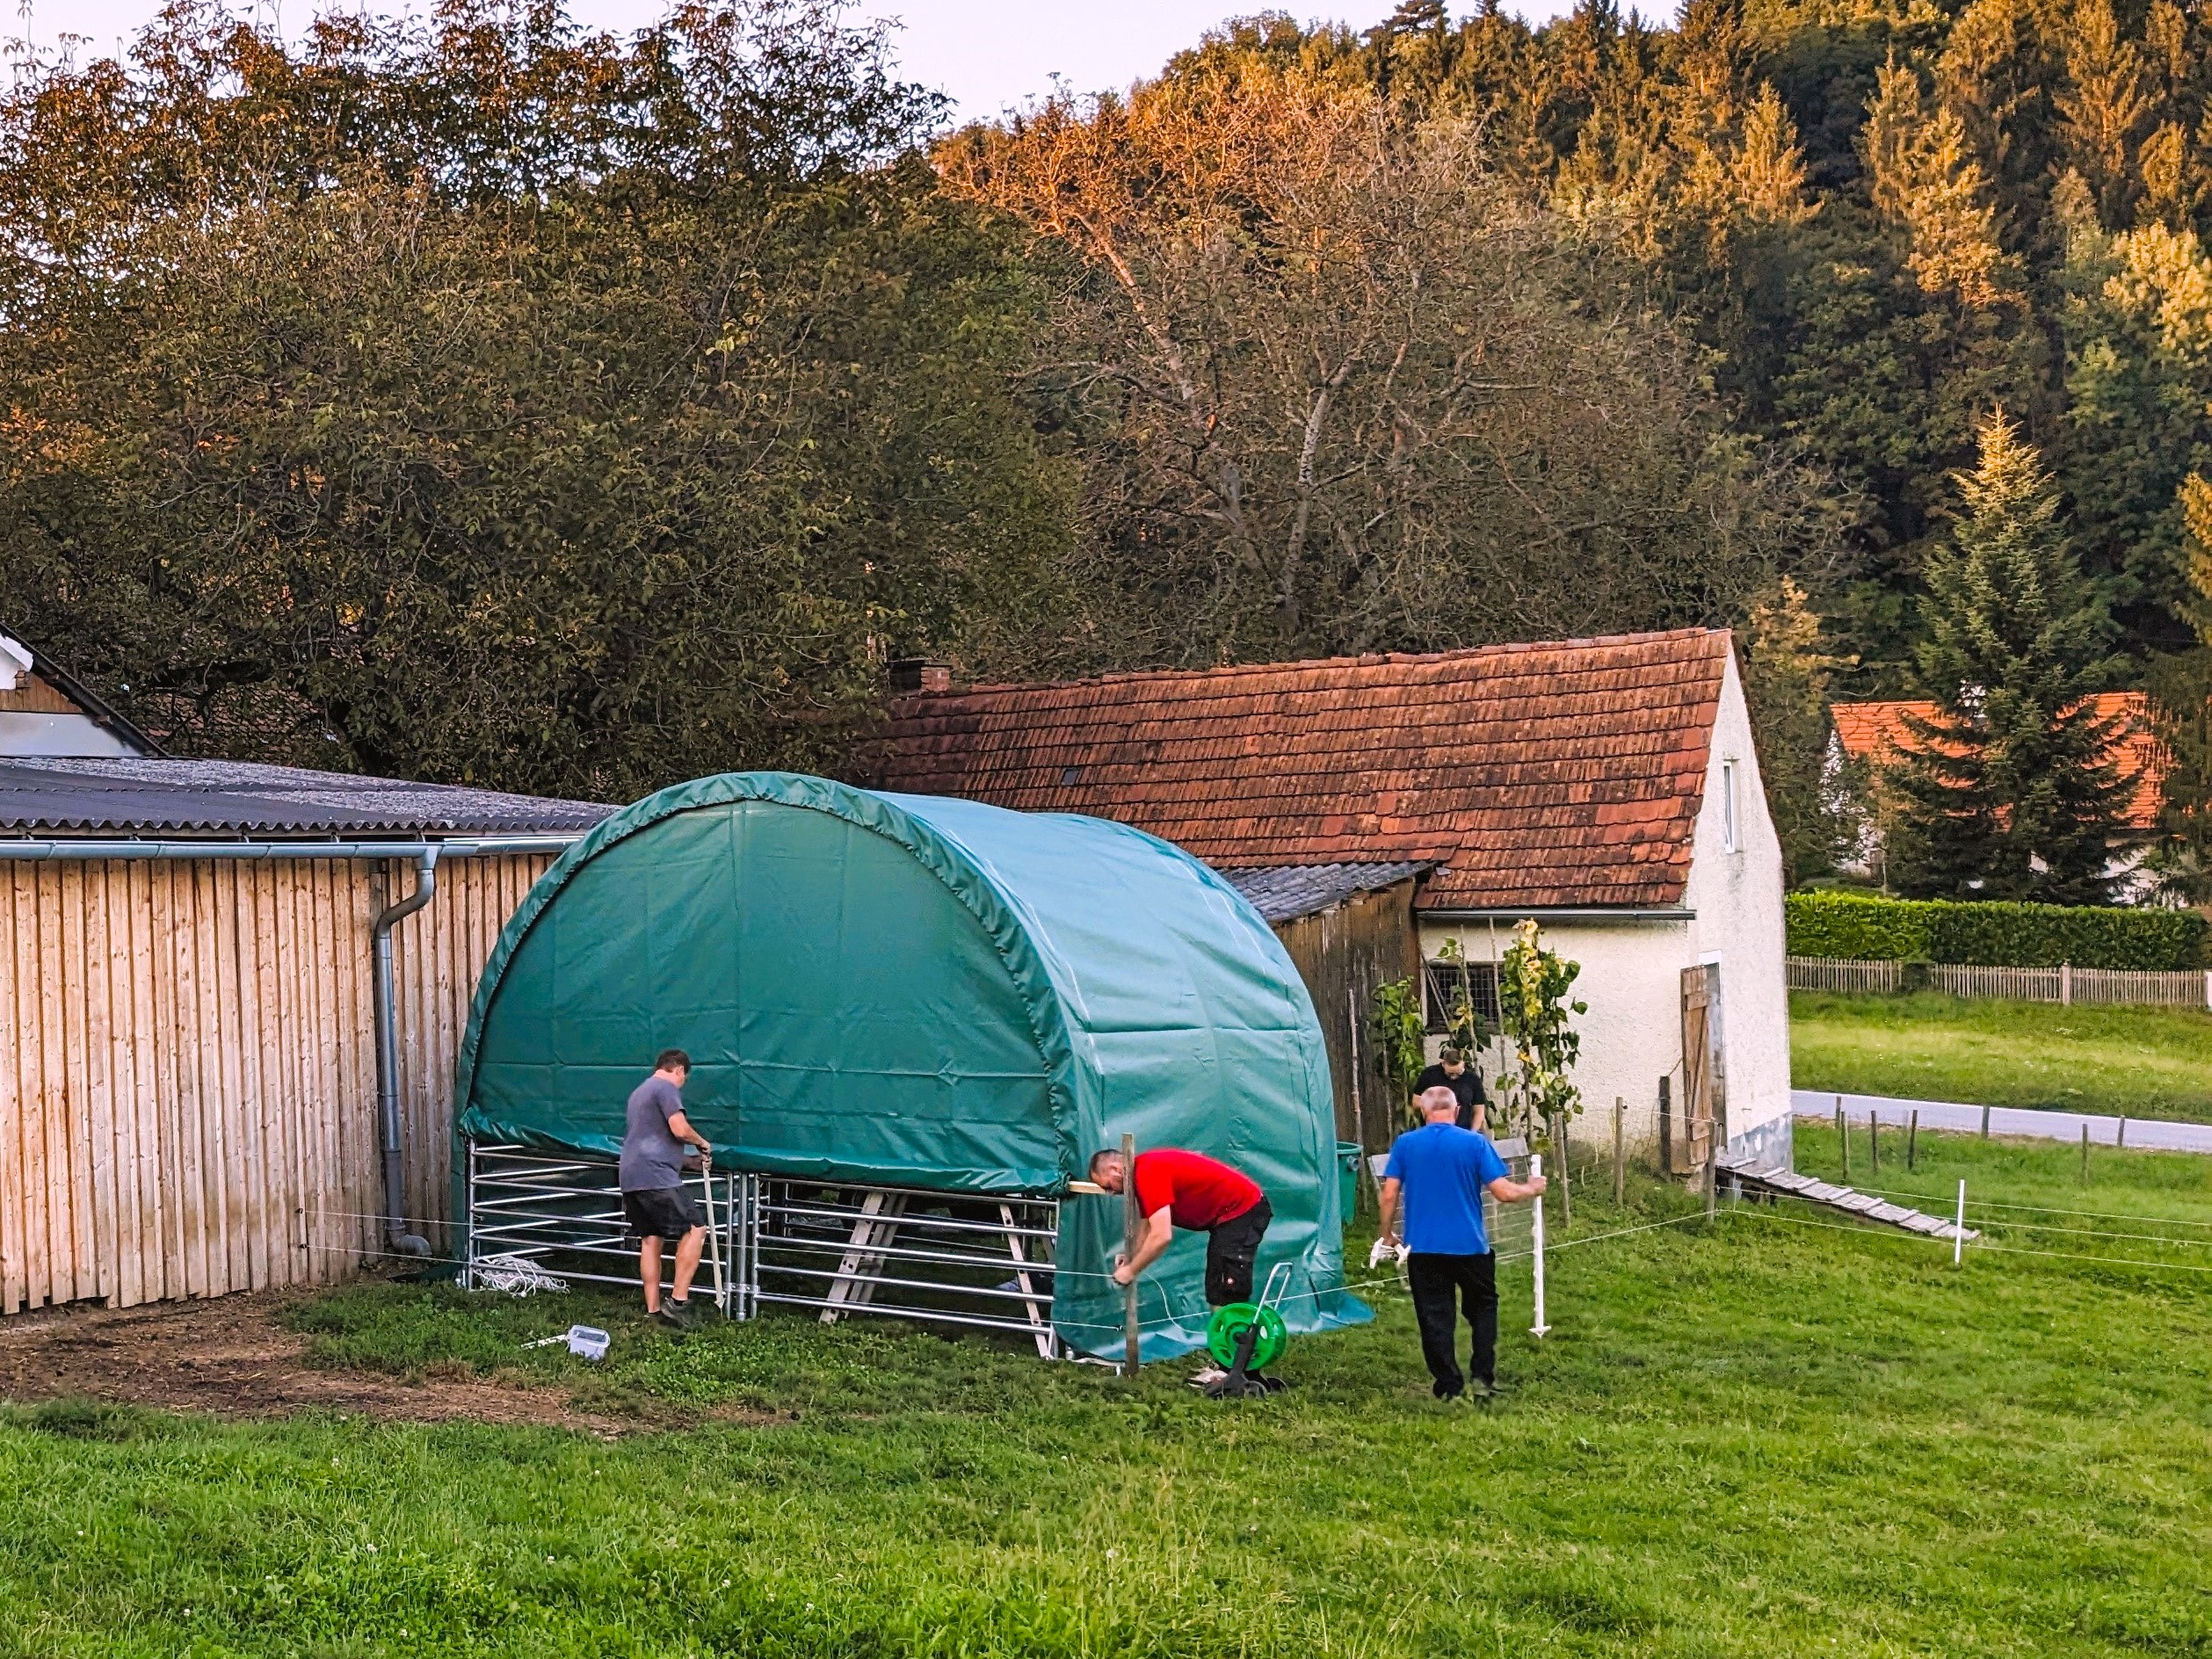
[620,1049,712,1328]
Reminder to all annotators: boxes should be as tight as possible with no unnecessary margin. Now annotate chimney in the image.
[888,658,954,695]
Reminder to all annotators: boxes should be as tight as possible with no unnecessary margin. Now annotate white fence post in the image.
[1954,1180,1967,1267]
[1528,1152,1549,1338]
[2061,961,2072,1006]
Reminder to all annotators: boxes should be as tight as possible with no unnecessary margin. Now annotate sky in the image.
[19,0,1579,122]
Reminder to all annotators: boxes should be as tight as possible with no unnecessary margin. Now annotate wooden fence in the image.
[0,854,549,1317]
[1788,955,2212,1010]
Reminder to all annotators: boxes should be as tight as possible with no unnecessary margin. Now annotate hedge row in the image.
[1785,891,2208,971]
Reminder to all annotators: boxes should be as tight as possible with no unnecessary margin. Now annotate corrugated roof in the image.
[878,628,1732,910]
[1832,693,2160,830]
[0,757,615,838]
[1220,861,1427,924]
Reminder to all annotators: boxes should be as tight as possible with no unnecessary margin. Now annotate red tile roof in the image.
[1833,693,2160,830]
[876,628,1735,910]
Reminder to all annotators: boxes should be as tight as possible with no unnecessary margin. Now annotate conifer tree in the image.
[1883,413,2136,902]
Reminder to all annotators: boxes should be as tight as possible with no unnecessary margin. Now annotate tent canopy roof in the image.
[453,772,1364,1358]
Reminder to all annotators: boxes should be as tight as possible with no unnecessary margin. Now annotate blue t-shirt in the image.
[1383,1122,1510,1255]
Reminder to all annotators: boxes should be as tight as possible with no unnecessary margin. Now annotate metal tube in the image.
[373,849,439,1257]
[0,834,584,861]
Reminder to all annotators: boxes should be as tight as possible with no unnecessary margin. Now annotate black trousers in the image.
[1204,1198,1272,1306]
[1407,1250,1498,1397]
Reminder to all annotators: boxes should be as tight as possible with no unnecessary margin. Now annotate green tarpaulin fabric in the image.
[453,772,1367,1359]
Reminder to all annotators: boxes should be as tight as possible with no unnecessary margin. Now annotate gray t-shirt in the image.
[620,1075,688,1192]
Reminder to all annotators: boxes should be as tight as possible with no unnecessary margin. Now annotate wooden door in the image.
[1676,964,1727,1173]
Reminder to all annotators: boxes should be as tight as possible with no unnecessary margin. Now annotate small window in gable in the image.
[1721,757,1739,853]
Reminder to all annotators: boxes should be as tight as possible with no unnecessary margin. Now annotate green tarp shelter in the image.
[453,772,1367,1359]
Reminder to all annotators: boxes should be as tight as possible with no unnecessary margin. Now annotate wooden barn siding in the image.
[1268,880,1420,1158]
[0,854,548,1316]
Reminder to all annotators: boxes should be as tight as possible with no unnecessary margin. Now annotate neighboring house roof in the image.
[1221,861,1428,924]
[0,627,163,757]
[878,627,1736,911]
[0,756,614,839]
[1832,693,2161,830]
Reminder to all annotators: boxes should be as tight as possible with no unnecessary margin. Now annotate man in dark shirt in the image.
[620,1048,713,1328]
[1414,1047,1487,1132]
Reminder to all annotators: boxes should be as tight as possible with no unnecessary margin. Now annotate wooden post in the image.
[1703,1146,1716,1220]
[1553,1112,1571,1230]
[1121,1132,1141,1377]
[1838,1098,1850,1180]
[2117,1114,2127,1150]
[1981,1104,1991,1140]
[1345,985,1367,1215]
[1657,1076,1672,1175]
[1612,1096,1625,1207]
[2061,961,2072,1007]
[1868,1111,1879,1176]
[2080,1120,2090,1186]
[1908,1108,1918,1172]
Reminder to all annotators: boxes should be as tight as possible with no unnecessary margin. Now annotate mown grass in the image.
[4,1153,2210,1657]
[1791,989,2212,1119]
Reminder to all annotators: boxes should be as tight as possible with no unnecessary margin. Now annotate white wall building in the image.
[881,627,1795,1174]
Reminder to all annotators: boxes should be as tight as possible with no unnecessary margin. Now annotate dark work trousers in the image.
[1406,1250,1498,1397]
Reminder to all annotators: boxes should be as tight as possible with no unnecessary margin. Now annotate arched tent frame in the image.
[452,772,1367,1359]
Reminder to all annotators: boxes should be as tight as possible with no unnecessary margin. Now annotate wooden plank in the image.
[120,862,159,1309]
[182,862,221,1309]
[337,864,376,1264]
[76,860,120,1304]
[315,861,349,1279]
[213,863,253,1292]
[267,863,307,1287]
[18,863,49,1309]
[33,866,65,1308]
[303,862,339,1279]
[232,862,272,1292]
[0,866,22,1315]
[148,862,188,1302]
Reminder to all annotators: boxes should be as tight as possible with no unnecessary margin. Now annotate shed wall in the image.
[0,853,547,1315]
[1268,879,1419,1160]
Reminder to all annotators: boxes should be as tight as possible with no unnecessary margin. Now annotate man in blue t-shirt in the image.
[1380,1084,1549,1400]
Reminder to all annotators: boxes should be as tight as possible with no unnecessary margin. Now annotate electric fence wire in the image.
[1820,1184,2212,1231]
[1738,1204,2212,1276]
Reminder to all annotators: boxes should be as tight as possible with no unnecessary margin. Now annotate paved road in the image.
[1791,1089,2212,1154]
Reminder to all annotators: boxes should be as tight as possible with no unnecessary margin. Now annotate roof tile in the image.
[878,629,1732,909]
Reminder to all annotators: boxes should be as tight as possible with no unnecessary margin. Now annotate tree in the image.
[1493,920,1585,1145]
[0,1,1077,797]
[1882,412,2136,902]
[939,60,1841,670]
[1741,577,1854,885]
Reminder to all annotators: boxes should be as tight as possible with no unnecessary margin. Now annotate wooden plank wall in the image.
[0,853,549,1315]
[1269,879,1421,1158]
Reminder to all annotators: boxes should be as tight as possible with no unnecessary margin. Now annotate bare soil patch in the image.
[0,1289,629,1434]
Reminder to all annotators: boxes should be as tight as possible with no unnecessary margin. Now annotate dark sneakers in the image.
[652,1300,698,1331]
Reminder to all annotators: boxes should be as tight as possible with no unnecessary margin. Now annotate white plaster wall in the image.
[1683,648,1793,1164]
[1411,644,1793,1171]
[1418,916,1691,1152]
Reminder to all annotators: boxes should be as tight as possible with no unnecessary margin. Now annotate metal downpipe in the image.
[373,849,440,1257]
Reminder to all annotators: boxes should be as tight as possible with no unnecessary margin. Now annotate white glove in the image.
[1367,1236,1409,1270]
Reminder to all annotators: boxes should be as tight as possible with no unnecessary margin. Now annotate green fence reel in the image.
[1206,1301,1287,1372]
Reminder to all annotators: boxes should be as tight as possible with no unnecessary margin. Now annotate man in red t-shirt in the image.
[1088,1145,1271,1308]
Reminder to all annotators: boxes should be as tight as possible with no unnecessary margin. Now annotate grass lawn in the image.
[5,1142,2212,1657]
[1791,989,2212,1120]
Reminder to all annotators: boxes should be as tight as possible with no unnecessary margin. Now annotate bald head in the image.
[1418,1085,1460,1121]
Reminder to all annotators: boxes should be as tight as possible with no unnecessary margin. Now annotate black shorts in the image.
[623,1186,705,1242]
[1204,1197,1273,1306]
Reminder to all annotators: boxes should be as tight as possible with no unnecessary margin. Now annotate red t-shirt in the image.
[1132,1148,1262,1230]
